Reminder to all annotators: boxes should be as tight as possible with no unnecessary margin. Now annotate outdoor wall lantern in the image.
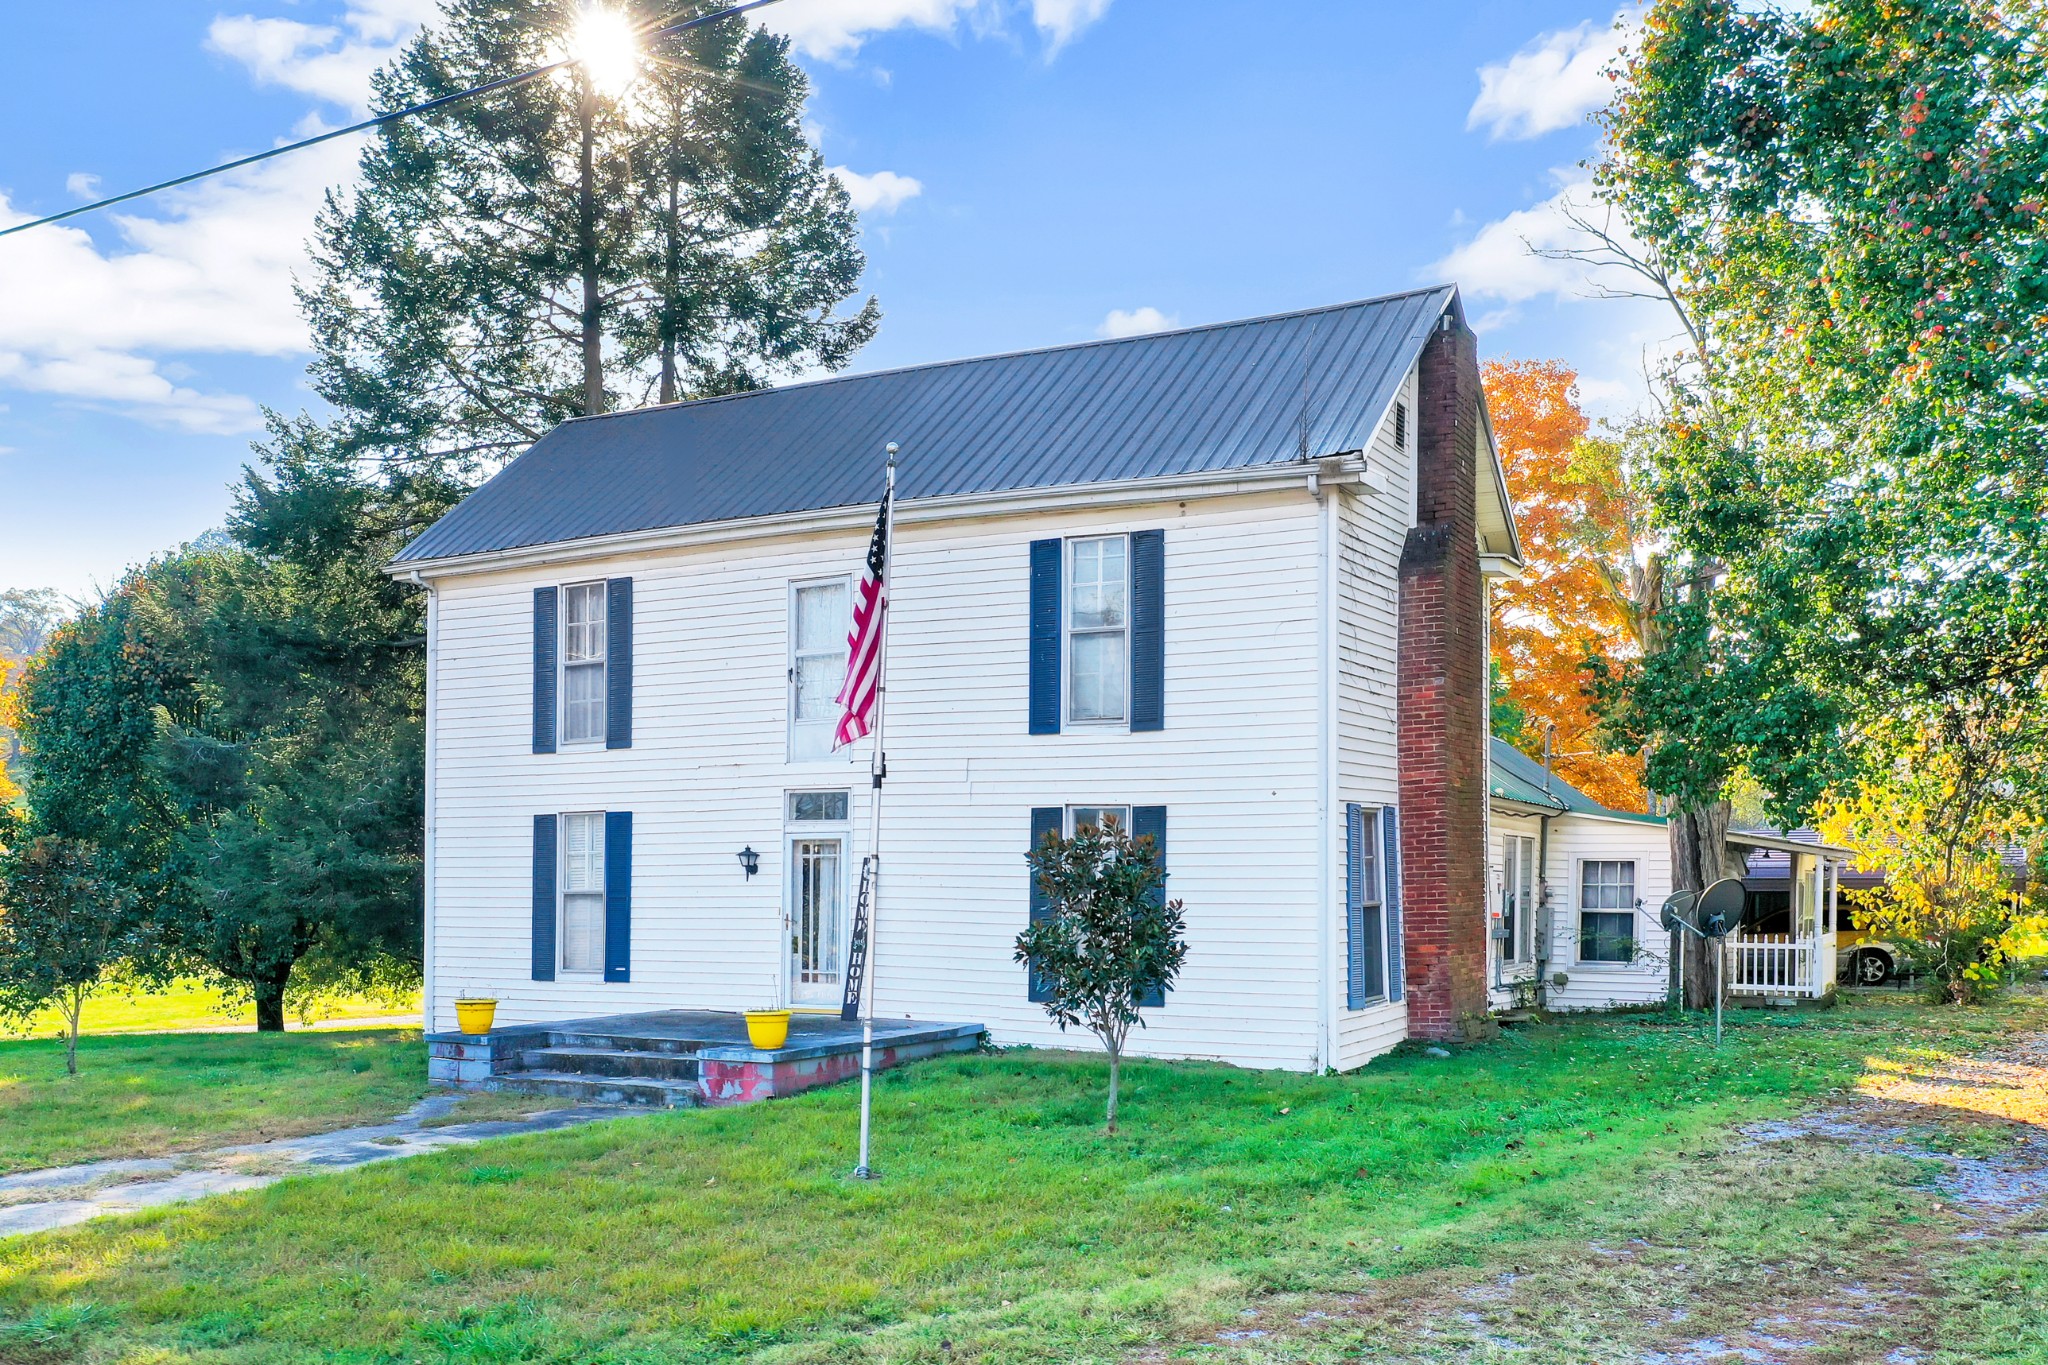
[737,846,760,879]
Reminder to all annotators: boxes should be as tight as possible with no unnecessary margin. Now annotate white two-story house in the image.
[392,286,1524,1079]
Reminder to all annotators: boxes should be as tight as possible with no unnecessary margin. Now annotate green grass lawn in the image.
[0,1029,427,1175]
[9,979,418,1038]
[2,995,2042,1363]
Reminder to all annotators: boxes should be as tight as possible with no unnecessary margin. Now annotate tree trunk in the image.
[1105,1042,1121,1134]
[658,168,682,406]
[577,78,606,417]
[1668,800,1737,1010]
[63,987,82,1076]
[254,978,289,1033]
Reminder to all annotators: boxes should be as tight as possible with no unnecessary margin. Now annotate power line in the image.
[0,0,784,242]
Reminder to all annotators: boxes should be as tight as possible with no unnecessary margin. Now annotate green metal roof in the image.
[1488,738,1665,825]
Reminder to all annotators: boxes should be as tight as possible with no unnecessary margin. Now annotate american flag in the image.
[833,489,890,749]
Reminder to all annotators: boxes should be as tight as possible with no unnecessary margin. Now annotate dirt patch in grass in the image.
[1145,1027,2048,1365]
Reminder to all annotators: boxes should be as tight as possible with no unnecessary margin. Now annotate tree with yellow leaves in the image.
[0,658,19,809]
[1819,707,2048,1004]
[1484,359,1662,813]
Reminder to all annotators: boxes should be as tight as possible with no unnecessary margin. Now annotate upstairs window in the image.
[790,577,851,763]
[561,582,607,744]
[1067,536,1129,723]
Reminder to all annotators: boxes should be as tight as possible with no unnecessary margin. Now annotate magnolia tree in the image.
[0,820,143,1074]
[1819,710,2048,1004]
[1014,816,1186,1133]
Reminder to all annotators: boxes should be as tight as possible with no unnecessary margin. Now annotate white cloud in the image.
[1031,0,1114,50]
[1429,174,1642,327]
[1098,306,1176,339]
[207,0,437,112]
[1432,173,1681,416]
[0,130,367,433]
[1467,12,1635,141]
[768,0,1110,61]
[65,173,101,200]
[0,3,433,432]
[830,166,924,215]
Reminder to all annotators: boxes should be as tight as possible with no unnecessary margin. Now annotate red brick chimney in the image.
[1396,312,1491,1041]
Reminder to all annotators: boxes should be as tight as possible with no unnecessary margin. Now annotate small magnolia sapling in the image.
[1014,815,1187,1133]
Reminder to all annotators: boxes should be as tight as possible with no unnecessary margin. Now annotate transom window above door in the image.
[561,582,607,744]
[788,790,849,822]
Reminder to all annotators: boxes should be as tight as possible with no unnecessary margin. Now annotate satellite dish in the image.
[1659,890,1697,933]
[1659,878,1750,938]
[1698,877,1748,938]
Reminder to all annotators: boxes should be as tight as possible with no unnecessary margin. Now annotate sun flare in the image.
[570,4,641,100]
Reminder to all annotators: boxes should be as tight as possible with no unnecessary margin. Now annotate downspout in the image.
[410,570,438,1034]
[1311,465,1336,1072]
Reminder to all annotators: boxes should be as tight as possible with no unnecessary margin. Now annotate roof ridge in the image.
[556,285,1458,428]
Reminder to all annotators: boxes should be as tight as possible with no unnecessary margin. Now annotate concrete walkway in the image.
[0,1095,626,1239]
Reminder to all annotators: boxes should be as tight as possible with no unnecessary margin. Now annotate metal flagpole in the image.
[854,443,898,1180]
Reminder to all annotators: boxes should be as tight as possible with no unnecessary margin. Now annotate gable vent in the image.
[1393,400,1408,451]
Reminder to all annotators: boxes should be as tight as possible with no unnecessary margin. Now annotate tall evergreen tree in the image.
[301,0,877,478]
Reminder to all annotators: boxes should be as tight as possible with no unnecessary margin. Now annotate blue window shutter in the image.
[533,587,558,754]
[604,810,632,982]
[1383,805,1404,1003]
[1130,530,1165,732]
[531,814,557,982]
[1346,804,1368,1009]
[605,578,632,750]
[1132,805,1168,1007]
[1028,539,1062,735]
[1026,806,1062,1001]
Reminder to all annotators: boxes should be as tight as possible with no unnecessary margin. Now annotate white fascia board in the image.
[386,459,1382,582]
[1726,830,1856,860]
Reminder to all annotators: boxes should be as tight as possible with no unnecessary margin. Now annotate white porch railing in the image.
[1727,934,1825,997]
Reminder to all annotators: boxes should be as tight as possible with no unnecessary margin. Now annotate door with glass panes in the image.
[785,791,850,1005]
[1500,834,1536,968]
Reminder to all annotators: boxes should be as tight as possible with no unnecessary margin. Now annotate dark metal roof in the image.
[395,287,1457,564]
[1488,738,1665,825]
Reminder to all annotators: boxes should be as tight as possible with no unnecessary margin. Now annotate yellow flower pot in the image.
[744,1009,791,1050]
[454,998,498,1035]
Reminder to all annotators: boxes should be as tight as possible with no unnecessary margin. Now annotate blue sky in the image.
[0,0,1660,601]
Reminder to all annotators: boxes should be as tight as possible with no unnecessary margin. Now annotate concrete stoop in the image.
[428,1010,985,1108]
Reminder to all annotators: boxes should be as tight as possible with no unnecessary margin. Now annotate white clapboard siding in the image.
[1331,362,1417,1070]
[1545,814,1674,1010]
[428,489,1331,1071]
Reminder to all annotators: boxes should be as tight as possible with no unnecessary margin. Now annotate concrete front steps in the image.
[428,1010,985,1109]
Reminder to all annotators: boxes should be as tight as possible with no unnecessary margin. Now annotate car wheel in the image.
[1854,950,1892,987]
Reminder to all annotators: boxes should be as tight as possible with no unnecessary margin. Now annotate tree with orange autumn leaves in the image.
[1484,358,1662,814]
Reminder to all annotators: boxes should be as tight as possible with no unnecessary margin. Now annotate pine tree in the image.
[300,0,877,478]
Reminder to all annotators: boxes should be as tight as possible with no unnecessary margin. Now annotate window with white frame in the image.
[1068,805,1131,836]
[1067,536,1129,723]
[789,578,850,762]
[1578,859,1637,963]
[1352,806,1387,1003]
[561,582,607,744]
[560,811,606,974]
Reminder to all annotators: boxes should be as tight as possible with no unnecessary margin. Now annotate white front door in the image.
[789,834,847,1005]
